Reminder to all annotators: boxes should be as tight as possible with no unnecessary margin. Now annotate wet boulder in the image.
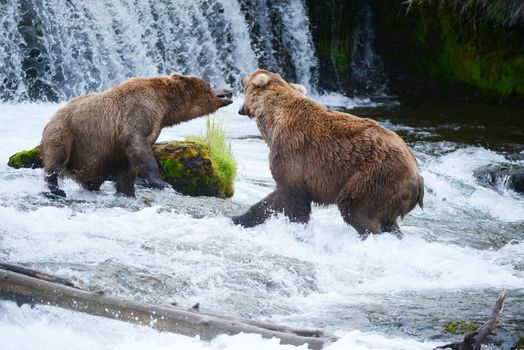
[153,141,233,198]
[473,164,524,194]
[7,141,234,198]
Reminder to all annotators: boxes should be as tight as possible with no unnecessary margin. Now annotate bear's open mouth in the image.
[213,89,233,106]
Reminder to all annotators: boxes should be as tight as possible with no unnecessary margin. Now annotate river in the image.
[1,0,523,347]
[0,96,522,349]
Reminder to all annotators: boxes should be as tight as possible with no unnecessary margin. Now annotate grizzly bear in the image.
[232,70,424,237]
[41,73,232,197]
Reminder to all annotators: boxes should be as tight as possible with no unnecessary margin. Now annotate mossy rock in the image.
[515,336,524,350]
[7,146,42,169]
[443,320,480,334]
[7,141,234,199]
[153,141,233,198]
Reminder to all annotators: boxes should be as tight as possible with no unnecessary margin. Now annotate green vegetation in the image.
[414,16,524,99]
[443,320,480,334]
[7,146,42,169]
[384,1,524,101]
[332,37,351,75]
[186,115,237,198]
[516,336,524,350]
[305,0,355,91]
[321,1,524,102]
[317,38,350,75]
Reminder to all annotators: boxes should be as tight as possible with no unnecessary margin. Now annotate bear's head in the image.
[169,72,233,120]
[238,70,306,118]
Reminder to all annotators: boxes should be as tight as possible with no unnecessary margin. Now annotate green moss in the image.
[306,0,353,82]
[404,9,524,100]
[443,320,480,334]
[153,141,228,198]
[413,18,429,45]
[7,146,42,169]
[430,18,524,98]
[317,37,349,74]
[331,7,352,76]
[515,335,524,350]
[186,115,236,198]
[375,1,524,102]
[317,39,331,57]
[333,37,350,74]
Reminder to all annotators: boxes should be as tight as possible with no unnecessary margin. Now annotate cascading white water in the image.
[349,0,388,96]
[238,0,318,92]
[0,0,317,101]
[271,1,319,91]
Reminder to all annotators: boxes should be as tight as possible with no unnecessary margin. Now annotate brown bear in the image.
[40,73,232,197]
[232,69,424,238]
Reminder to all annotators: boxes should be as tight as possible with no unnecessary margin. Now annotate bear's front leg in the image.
[125,135,171,192]
[232,187,311,227]
[232,192,277,227]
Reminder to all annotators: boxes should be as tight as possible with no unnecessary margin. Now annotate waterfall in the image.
[0,0,318,102]
[349,0,388,97]
[240,0,318,92]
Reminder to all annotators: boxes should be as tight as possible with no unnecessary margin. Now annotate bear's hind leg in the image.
[232,187,311,228]
[115,167,136,197]
[381,222,404,239]
[41,130,72,198]
[338,200,381,239]
[350,216,381,239]
[44,173,65,198]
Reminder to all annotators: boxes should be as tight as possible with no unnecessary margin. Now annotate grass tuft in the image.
[187,115,237,196]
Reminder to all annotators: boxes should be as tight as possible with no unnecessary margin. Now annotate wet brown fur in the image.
[233,70,424,237]
[41,73,231,197]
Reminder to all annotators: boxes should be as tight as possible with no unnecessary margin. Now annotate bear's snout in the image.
[238,104,249,116]
[213,88,233,106]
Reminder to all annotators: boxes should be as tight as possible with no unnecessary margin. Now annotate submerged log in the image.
[433,290,508,350]
[0,265,334,349]
[0,264,512,349]
[0,262,85,290]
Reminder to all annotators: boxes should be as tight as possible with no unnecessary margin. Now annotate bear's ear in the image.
[290,83,307,96]
[241,76,248,89]
[251,73,270,88]
[170,72,184,78]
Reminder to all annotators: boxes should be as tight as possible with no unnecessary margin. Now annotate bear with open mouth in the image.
[40,72,232,197]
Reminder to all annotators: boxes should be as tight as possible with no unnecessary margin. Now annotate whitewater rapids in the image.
[0,99,522,349]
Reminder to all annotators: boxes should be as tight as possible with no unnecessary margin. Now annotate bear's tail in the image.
[417,175,424,210]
